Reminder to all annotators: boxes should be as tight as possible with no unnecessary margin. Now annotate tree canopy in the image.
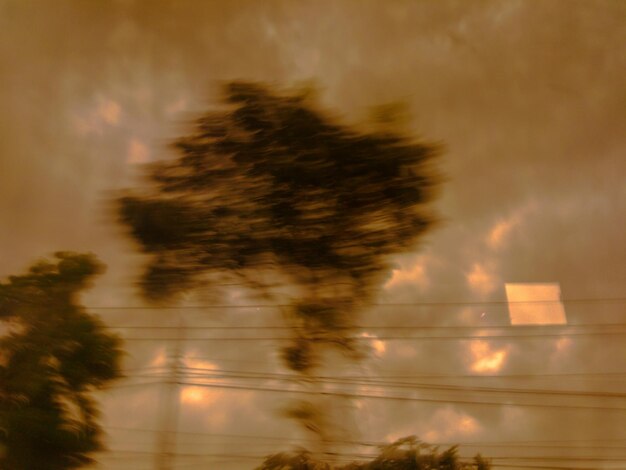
[257,436,491,470]
[119,81,440,372]
[0,252,123,469]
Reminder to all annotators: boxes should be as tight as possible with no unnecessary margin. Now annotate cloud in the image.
[487,215,520,250]
[361,332,386,357]
[423,407,481,442]
[385,264,428,290]
[486,201,537,250]
[468,340,509,373]
[183,351,219,371]
[72,97,122,135]
[385,407,482,443]
[384,255,430,290]
[127,138,150,164]
[97,98,122,125]
[180,385,222,406]
[150,347,167,367]
[466,262,498,297]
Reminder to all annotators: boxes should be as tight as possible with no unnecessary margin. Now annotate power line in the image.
[86,297,626,310]
[491,456,626,462]
[105,322,626,330]
[100,447,626,467]
[119,330,626,341]
[102,446,626,460]
[105,426,626,448]
[101,376,626,411]
[100,380,163,390]
[486,465,613,470]
[174,380,626,412]
[110,371,626,400]
[176,367,626,399]
[143,357,626,379]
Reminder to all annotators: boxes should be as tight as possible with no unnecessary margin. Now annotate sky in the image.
[1,0,625,469]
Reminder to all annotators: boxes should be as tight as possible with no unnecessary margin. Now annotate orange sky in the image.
[1,1,625,468]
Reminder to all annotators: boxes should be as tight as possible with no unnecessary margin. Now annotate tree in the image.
[257,436,491,470]
[118,81,440,438]
[0,252,123,469]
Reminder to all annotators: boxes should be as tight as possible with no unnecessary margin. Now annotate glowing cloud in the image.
[423,407,482,442]
[487,201,537,250]
[385,255,431,290]
[150,347,167,367]
[469,340,509,373]
[506,283,567,325]
[72,97,122,135]
[183,352,218,371]
[97,98,122,125]
[127,138,150,164]
[488,215,520,250]
[361,332,386,356]
[554,337,572,353]
[385,263,428,290]
[179,353,221,407]
[180,386,222,406]
[466,262,497,297]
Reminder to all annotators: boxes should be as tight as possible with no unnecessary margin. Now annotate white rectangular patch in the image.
[506,283,567,325]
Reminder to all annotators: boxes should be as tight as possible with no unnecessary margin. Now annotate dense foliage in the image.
[119,81,440,371]
[0,253,122,469]
[258,436,491,470]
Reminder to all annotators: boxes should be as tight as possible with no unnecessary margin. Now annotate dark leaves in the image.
[257,436,491,470]
[119,81,440,315]
[0,253,122,469]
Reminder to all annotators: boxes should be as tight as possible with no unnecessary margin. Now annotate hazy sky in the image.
[1,1,625,469]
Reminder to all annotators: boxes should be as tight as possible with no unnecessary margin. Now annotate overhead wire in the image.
[138,356,625,380]
[85,297,626,310]
[176,366,626,399]
[104,425,626,448]
[118,330,626,341]
[174,380,626,412]
[105,322,626,330]
[88,297,626,464]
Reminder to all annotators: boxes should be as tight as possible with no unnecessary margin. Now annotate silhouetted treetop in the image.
[119,81,441,304]
[257,436,491,470]
[0,253,123,469]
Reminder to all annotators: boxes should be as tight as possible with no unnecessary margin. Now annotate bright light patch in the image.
[424,407,482,442]
[97,98,121,125]
[488,216,520,250]
[466,263,497,296]
[385,263,428,289]
[180,386,219,406]
[127,138,150,164]
[506,283,566,325]
[73,97,122,135]
[150,348,167,367]
[470,340,508,373]
[555,337,571,352]
[183,353,218,371]
[361,332,386,356]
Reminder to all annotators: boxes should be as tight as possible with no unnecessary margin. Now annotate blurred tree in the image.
[0,252,123,469]
[119,81,439,360]
[259,448,331,470]
[118,81,440,438]
[258,436,491,470]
